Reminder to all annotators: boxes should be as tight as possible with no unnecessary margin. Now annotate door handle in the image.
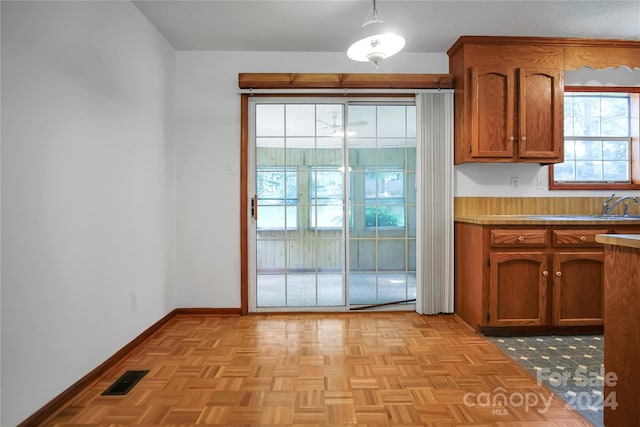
[251,194,258,220]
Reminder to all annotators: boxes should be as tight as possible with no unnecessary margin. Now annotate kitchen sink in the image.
[588,214,640,219]
[525,214,640,221]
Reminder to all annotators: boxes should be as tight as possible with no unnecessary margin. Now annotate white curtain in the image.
[415,91,455,315]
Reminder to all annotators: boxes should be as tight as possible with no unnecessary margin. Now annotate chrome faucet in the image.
[602,193,640,216]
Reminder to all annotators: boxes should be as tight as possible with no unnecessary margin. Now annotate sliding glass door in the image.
[249,98,415,311]
[347,104,416,307]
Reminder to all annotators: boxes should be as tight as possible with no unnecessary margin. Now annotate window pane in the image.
[286,104,315,136]
[310,167,345,229]
[316,104,343,137]
[349,105,376,137]
[311,169,343,198]
[575,161,603,181]
[564,140,575,161]
[406,106,416,138]
[365,205,405,228]
[554,162,575,181]
[603,161,630,181]
[603,140,629,161]
[256,104,284,136]
[310,204,343,229]
[601,97,629,118]
[601,118,629,136]
[378,106,406,137]
[257,168,297,229]
[378,171,404,198]
[257,205,297,230]
[572,116,600,136]
[378,240,405,270]
[364,171,376,198]
[574,140,602,161]
[564,97,572,117]
[564,117,573,136]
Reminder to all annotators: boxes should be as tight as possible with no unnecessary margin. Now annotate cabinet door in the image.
[470,67,515,158]
[552,252,604,326]
[517,68,564,161]
[489,252,548,326]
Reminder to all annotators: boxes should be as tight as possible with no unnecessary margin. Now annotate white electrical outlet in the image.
[130,291,137,310]
[537,176,545,190]
[511,177,519,188]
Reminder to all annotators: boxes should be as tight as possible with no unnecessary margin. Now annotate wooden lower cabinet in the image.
[489,252,547,326]
[552,252,604,326]
[455,222,637,333]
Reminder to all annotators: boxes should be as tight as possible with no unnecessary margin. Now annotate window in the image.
[364,168,405,228]
[256,167,297,230]
[310,167,346,229]
[550,89,640,190]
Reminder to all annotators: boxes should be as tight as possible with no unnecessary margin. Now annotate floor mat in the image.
[490,335,604,427]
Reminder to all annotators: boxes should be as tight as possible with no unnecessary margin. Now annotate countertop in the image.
[596,234,640,249]
[455,214,640,226]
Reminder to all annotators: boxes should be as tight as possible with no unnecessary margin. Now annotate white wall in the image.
[0,2,175,425]
[174,51,447,309]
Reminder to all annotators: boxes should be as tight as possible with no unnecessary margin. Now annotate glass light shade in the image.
[347,33,405,63]
[347,1,405,67]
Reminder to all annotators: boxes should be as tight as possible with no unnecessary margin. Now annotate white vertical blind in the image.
[415,91,455,315]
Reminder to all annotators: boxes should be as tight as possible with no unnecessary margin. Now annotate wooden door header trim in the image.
[238,73,453,90]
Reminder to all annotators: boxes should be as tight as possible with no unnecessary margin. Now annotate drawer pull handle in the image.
[518,236,525,242]
[556,271,562,277]
[543,270,549,276]
[580,236,586,241]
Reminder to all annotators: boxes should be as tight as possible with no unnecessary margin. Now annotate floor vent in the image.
[102,370,149,396]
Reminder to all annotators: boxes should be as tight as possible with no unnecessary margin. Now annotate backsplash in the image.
[454,197,640,216]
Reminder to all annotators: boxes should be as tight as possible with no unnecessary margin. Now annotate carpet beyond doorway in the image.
[491,335,605,427]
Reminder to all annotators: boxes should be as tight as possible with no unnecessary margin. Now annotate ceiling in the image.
[132,0,640,53]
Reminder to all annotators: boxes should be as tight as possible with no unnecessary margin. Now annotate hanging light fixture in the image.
[346,0,405,68]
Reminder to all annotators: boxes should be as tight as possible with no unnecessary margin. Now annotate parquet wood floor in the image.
[46,313,591,426]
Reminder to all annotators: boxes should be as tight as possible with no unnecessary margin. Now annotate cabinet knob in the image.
[556,271,562,277]
[518,236,525,242]
[543,270,549,276]
[580,236,586,241]
[509,136,516,141]
[521,136,527,141]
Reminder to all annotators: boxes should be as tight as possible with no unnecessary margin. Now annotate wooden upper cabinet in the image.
[450,38,565,164]
[468,66,563,162]
[471,67,514,158]
[448,36,640,165]
[517,68,564,160]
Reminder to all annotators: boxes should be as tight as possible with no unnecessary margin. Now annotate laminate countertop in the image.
[595,233,640,249]
[455,214,640,226]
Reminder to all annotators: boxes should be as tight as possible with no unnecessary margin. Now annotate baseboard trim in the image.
[173,307,243,316]
[18,307,242,427]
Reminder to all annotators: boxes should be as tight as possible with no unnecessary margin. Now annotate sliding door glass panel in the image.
[256,103,346,307]
[347,104,416,306]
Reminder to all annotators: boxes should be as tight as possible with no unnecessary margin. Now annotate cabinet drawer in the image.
[490,229,547,247]
[552,229,608,247]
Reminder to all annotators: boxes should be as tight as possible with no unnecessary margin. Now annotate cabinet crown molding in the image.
[448,36,640,70]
